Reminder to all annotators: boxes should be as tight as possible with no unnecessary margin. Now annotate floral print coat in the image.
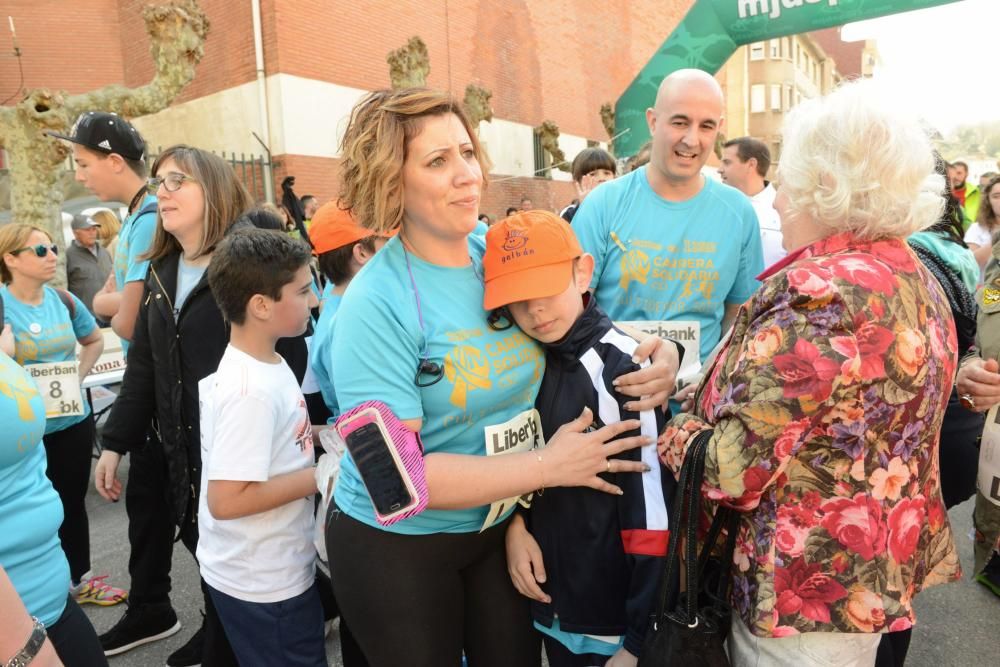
[659,232,961,638]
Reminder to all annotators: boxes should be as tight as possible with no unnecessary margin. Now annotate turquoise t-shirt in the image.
[1,286,96,434]
[573,169,764,361]
[319,281,335,310]
[909,230,979,295]
[114,193,158,352]
[331,235,545,534]
[310,293,343,421]
[0,353,70,626]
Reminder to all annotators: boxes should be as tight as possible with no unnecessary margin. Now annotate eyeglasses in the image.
[12,244,58,258]
[147,172,198,194]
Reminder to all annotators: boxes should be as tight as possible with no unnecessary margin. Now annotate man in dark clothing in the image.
[65,214,112,322]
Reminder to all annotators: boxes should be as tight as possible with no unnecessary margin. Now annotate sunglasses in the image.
[146,172,198,194]
[12,244,59,258]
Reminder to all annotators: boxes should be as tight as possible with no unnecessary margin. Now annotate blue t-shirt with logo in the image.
[1,286,96,434]
[0,353,70,626]
[114,193,158,352]
[310,293,343,421]
[573,169,763,361]
[331,235,545,534]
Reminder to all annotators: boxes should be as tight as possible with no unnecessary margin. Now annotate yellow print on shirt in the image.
[618,237,721,304]
[620,249,651,290]
[442,330,543,412]
[0,364,40,424]
[445,345,492,410]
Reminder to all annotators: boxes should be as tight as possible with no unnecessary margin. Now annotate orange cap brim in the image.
[483,260,574,310]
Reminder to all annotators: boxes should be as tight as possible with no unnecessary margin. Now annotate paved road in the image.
[83,455,999,667]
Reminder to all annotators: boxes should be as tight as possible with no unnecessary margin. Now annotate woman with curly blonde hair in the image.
[321,88,677,666]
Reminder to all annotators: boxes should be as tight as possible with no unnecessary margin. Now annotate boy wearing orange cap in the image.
[483,211,674,667]
[308,201,391,420]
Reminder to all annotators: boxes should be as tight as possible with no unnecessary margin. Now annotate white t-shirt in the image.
[964,222,993,248]
[196,345,316,603]
[750,183,785,269]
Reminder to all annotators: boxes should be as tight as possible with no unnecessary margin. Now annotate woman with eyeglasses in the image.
[323,88,679,666]
[0,223,128,609]
[91,145,253,666]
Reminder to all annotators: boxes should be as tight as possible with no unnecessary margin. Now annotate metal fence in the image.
[63,147,273,203]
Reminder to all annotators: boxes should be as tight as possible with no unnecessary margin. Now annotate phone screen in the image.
[345,422,414,516]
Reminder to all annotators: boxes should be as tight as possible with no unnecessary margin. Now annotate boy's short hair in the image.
[317,236,377,286]
[209,228,312,325]
[571,147,616,183]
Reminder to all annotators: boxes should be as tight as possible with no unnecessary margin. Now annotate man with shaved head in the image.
[573,69,763,395]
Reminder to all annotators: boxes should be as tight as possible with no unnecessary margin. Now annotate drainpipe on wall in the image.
[251,0,275,203]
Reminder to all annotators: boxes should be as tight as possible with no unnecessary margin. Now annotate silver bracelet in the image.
[4,616,46,667]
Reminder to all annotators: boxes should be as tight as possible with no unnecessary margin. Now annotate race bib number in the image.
[979,405,1000,507]
[618,320,702,383]
[481,408,544,531]
[26,361,85,419]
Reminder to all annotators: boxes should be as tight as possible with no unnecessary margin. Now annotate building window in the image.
[750,84,766,113]
[770,39,780,59]
[772,141,782,163]
[784,85,792,110]
[770,84,782,111]
[781,37,790,59]
[750,43,765,61]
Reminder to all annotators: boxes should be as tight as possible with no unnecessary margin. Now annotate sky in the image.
[841,0,996,135]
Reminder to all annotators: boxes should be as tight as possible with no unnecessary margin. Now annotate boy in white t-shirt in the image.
[197,228,325,666]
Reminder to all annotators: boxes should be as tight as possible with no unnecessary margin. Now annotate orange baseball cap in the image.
[483,210,582,310]
[309,201,373,255]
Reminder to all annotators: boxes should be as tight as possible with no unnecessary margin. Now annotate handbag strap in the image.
[652,429,712,625]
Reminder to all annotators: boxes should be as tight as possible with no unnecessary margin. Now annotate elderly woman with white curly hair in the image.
[657,79,962,667]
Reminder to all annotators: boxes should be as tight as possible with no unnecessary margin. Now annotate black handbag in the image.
[638,429,740,667]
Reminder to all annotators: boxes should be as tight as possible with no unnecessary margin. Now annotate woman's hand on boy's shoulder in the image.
[612,335,678,412]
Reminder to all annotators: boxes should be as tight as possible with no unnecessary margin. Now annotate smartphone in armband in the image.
[335,404,428,525]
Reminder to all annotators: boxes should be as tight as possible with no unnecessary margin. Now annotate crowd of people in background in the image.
[2,64,1000,667]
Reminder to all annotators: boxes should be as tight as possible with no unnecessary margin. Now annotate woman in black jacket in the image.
[93,145,253,666]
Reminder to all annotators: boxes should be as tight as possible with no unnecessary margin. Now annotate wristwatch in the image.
[4,617,46,667]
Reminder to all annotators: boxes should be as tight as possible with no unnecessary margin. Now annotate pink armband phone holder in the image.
[335,400,429,526]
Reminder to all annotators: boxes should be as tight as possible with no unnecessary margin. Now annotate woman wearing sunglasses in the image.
[0,224,125,608]
[91,145,253,665]
[324,88,678,666]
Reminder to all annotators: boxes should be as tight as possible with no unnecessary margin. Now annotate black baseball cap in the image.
[46,111,146,161]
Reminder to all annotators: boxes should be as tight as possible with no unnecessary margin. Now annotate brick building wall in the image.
[3,0,696,217]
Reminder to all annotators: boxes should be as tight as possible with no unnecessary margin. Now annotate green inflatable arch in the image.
[614,0,964,156]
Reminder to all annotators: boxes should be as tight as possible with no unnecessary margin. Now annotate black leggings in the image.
[43,416,95,583]
[326,507,540,667]
[48,594,108,667]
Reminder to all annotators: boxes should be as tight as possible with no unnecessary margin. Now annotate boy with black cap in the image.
[483,211,674,667]
[49,114,210,665]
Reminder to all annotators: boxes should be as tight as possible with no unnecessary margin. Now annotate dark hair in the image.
[125,156,147,178]
[571,147,616,183]
[478,214,490,224]
[301,194,316,207]
[240,207,285,231]
[208,228,312,325]
[952,160,968,172]
[317,236,377,286]
[505,207,518,217]
[723,137,771,178]
[926,152,968,246]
